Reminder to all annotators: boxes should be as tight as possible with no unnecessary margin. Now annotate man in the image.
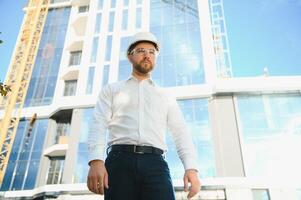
[87,31,201,200]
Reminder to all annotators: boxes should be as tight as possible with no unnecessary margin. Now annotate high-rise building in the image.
[0,0,301,199]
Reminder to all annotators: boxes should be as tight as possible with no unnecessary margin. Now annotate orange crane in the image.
[0,0,49,184]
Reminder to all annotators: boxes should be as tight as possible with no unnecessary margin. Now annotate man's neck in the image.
[132,72,150,82]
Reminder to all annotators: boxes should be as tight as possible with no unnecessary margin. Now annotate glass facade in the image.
[72,99,215,182]
[1,119,48,191]
[150,1,205,86]
[236,94,301,179]
[24,7,70,107]
[73,108,93,183]
[166,99,215,179]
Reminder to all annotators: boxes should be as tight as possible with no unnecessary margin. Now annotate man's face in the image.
[128,42,157,75]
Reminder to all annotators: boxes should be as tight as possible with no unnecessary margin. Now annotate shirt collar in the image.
[126,75,156,86]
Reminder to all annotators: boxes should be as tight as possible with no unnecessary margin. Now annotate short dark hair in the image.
[127,40,159,55]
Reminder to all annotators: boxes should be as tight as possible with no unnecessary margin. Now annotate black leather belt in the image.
[107,144,164,155]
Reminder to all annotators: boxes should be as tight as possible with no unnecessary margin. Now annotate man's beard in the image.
[133,60,154,74]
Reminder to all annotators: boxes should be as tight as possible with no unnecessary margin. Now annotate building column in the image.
[208,95,245,177]
[62,109,82,184]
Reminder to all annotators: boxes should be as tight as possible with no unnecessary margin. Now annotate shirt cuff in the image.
[182,157,199,172]
[88,145,105,166]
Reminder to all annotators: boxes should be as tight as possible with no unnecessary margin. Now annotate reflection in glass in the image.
[166,99,215,180]
[0,120,48,191]
[73,108,93,183]
[237,94,301,181]
[24,8,70,107]
[150,1,204,86]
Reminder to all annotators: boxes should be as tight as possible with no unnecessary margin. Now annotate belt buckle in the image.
[133,145,144,154]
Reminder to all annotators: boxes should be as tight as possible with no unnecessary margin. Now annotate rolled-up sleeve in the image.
[87,85,112,165]
[167,95,199,171]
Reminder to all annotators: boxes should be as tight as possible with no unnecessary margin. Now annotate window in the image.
[86,66,95,94]
[102,65,110,86]
[105,35,113,61]
[98,0,104,10]
[0,120,48,191]
[252,189,270,200]
[123,0,129,7]
[78,5,89,13]
[50,0,69,3]
[73,108,93,183]
[108,11,115,32]
[236,95,301,179]
[90,37,99,63]
[122,9,128,30]
[95,13,102,34]
[69,51,82,66]
[46,157,65,185]
[297,189,301,200]
[24,8,70,107]
[166,99,216,179]
[150,1,204,86]
[111,0,117,8]
[63,80,77,96]
[136,7,142,29]
[55,123,70,144]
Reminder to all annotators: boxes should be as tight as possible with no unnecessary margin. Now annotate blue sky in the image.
[0,0,26,82]
[223,0,301,77]
[0,0,300,81]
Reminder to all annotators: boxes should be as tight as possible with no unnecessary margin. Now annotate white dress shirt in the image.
[88,76,198,170]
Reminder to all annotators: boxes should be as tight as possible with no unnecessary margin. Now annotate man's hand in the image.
[87,160,109,195]
[183,169,201,199]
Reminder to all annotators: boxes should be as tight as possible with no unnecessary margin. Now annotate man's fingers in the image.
[87,176,92,192]
[104,171,109,189]
[98,176,104,195]
[183,175,189,192]
[93,177,100,194]
[187,184,199,199]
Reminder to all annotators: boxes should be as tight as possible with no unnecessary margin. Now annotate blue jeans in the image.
[104,150,176,200]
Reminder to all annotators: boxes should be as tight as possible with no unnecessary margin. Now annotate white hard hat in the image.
[127,31,160,55]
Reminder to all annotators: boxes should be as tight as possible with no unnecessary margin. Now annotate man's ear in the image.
[127,54,132,62]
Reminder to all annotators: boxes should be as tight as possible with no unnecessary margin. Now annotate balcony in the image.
[71,0,89,6]
[72,10,88,36]
[43,143,68,157]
